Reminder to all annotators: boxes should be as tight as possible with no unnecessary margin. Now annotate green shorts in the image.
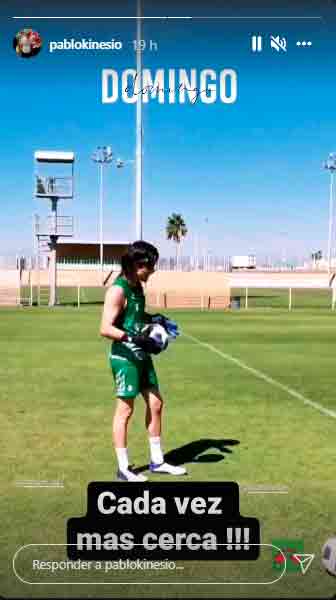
[109,353,159,399]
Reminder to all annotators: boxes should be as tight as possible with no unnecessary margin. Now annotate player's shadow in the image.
[135,438,240,473]
[165,438,240,465]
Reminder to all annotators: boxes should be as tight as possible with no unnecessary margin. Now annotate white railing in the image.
[35,176,73,198]
[34,215,74,237]
[1,254,333,274]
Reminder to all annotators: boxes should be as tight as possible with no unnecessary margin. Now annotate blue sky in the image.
[1,0,336,261]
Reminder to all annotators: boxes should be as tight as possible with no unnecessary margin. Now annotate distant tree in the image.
[166,213,188,270]
[311,250,322,266]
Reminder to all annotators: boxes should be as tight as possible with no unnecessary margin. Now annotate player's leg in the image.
[143,385,163,438]
[113,396,133,450]
[142,384,187,476]
[110,357,147,482]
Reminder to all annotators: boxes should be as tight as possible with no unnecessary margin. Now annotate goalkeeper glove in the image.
[124,333,161,355]
[151,314,180,340]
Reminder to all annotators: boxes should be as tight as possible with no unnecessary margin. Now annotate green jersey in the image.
[111,275,147,362]
[108,275,159,397]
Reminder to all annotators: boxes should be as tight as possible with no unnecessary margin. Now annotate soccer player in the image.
[100,240,187,482]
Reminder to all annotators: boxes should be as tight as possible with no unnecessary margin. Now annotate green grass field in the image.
[231,288,334,310]
[1,304,336,599]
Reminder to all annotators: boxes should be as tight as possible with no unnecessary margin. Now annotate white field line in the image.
[247,491,289,494]
[184,333,336,420]
[15,480,64,488]
[15,483,64,488]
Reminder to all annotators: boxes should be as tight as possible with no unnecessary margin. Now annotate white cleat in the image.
[149,462,187,475]
[117,469,148,482]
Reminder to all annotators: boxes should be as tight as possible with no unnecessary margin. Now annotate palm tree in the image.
[311,250,322,268]
[166,213,188,270]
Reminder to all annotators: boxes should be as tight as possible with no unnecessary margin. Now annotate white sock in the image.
[115,447,129,472]
[149,436,164,464]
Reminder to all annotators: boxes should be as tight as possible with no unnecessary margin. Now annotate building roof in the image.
[34,151,75,163]
[57,240,130,246]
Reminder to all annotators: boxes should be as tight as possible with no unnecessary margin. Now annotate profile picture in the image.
[13,28,42,58]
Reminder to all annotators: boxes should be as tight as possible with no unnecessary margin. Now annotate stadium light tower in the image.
[324,153,336,275]
[34,150,74,307]
[135,0,143,240]
[91,147,132,282]
[91,146,114,282]
[280,231,288,269]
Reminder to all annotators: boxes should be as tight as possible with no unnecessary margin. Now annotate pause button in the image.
[251,35,263,52]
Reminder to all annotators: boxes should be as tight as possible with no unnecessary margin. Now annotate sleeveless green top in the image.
[111,275,147,362]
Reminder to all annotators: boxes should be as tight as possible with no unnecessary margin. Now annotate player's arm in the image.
[100,285,127,341]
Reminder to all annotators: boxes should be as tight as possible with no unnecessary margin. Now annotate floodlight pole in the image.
[195,232,200,270]
[280,231,287,270]
[92,147,130,282]
[324,154,336,276]
[135,0,143,240]
[99,162,104,280]
[204,218,209,271]
[328,171,334,276]
[92,146,113,283]
[49,198,58,306]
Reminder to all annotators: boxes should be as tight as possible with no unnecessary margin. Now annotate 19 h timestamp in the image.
[132,39,158,51]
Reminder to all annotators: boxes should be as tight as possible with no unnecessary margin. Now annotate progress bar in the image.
[12,15,323,20]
